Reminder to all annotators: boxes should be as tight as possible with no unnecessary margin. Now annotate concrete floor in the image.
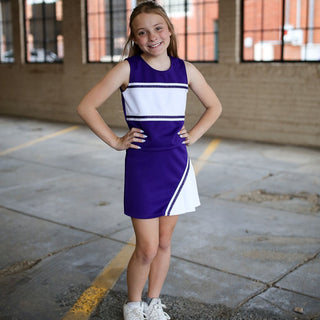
[0,116,319,320]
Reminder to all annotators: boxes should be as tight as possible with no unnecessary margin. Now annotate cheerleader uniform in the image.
[121,55,200,219]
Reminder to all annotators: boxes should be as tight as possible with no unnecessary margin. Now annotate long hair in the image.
[122,1,178,58]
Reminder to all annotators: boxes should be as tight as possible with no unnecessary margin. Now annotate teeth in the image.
[149,42,161,48]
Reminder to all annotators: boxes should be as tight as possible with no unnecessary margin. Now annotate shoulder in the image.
[184,60,195,74]
[109,59,131,80]
[183,61,205,86]
[112,60,131,90]
[112,59,130,74]
[124,55,141,67]
[99,59,130,91]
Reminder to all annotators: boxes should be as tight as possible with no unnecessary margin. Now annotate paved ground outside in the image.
[0,116,319,320]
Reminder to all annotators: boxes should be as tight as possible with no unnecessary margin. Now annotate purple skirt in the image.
[124,145,200,219]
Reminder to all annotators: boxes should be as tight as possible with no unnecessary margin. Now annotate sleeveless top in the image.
[121,54,188,151]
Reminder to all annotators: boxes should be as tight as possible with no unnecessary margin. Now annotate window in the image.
[0,0,14,63]
[24,0,63,63]
[161,0,192,17]
[86,0,219,63]
[86,0,131,62]
[160,0,219,61]
[242,0,320,62]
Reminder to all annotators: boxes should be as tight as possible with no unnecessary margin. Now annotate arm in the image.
[77,60,145,151]
[179,61,222,146]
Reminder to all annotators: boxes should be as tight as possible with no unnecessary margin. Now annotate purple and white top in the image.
[121,55,188,150]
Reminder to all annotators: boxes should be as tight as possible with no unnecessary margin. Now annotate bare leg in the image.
[147,215,179,299]
[127,217,159,302]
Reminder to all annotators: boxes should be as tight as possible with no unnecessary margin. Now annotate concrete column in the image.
[63,0,84,66]
[218,0,241,64]
[11,0,22,65]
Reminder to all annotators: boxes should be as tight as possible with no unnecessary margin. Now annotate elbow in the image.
[215,101,222,118]
[76,104,85,119]
[76,103,82,115]
[218,102,222,117]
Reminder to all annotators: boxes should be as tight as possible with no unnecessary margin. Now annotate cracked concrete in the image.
[237,190,320,214]
[0,259,42,277]
[0,116,319,320]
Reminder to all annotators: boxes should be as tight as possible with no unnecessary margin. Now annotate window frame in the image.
[241,0,320,63]
[85,0,129,63]
[0,0,14,64]
[23,0,63,64]
[161,0,219,63]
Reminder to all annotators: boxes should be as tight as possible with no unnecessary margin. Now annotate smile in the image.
[148,42,162,48]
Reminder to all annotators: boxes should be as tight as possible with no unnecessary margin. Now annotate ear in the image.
[130,33,136,43]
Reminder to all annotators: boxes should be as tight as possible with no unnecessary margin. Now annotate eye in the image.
[137,30,146,36]
[155,26,163,31]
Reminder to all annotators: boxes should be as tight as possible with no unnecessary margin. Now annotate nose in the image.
[148,31,157,41]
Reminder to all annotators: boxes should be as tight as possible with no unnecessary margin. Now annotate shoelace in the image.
[131,308,147,320]
[149,301,170,320]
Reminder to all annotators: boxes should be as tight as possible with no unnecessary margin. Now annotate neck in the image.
[141,53,171,71]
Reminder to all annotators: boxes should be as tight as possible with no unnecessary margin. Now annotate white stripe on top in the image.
[126,115,185,121]
[122,83,188,118]
[127,82,188,89]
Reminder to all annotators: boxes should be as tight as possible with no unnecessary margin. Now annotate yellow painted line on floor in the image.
[61,235,136,320]
[0,125,79,156]
[61,138,221,320]
[193,138,221,175]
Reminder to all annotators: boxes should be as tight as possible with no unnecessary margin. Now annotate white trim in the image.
[126,117,185,122]
[165,159,190,216]
[169,159,200,216]
[128,82,188,88]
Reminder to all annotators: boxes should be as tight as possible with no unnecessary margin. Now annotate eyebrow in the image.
[136,23,164,32]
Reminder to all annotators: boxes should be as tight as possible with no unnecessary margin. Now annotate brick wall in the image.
[0,0,319,147]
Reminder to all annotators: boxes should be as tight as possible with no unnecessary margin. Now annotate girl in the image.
[77,1,222,319]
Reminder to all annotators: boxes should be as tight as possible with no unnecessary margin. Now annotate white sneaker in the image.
[144,298,170,320]
[123,301,147,320]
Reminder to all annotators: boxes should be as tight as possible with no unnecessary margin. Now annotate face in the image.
[132,13,171,57]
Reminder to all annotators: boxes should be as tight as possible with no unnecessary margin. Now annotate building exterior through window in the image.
[86,0,129,62]
[0,0,14,63]
[242,0,320,61]
[24,0,64,63]
[86,0,219,63]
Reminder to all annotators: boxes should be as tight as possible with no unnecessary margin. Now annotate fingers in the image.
[126,128,147,150]
[118,126,192,150]
[182,137,191,146]
[178,126,191,146]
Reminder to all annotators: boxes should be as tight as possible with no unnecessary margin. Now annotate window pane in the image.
[262,0,282,30]
[113,10,127,56]
[242,0,320,62]
[161,0,219,61]
[25,0,63,63]
[283,0,320,61]
[87,0,127,63]
[243,0,262,32]
[162,0,187,16]
[243,30,259,60]
[0,0,14,63]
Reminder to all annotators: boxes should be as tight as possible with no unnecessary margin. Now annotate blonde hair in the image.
[122,1,178,58]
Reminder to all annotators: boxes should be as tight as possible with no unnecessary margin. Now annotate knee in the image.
[158,234,172,252]
[135,244,158,265]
